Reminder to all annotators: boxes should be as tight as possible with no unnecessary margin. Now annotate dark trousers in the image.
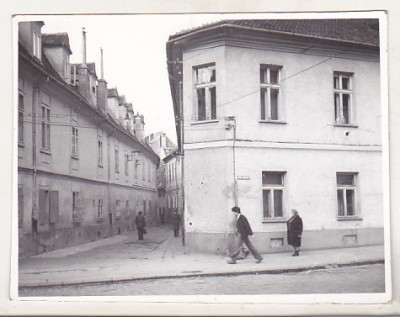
[137,228,144,240]
[173,229,179,237]
[230,234,262,261]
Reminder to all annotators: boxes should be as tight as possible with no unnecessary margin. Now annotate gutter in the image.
[168,23,380,48]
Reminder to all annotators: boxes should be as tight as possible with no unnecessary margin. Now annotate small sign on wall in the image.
[237,176,250,180]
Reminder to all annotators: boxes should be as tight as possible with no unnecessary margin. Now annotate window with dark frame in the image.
[194,64,216,121]
[98,139,103,165]
[337,172,357,217]
[41,100,51,150]
[334,72,353,125]
[71,127,79,156]
[260,65,282,121]
[262,172,285,218]
[33,32,41,60]
[115,149,119,173]
[18,93,24,143]
[97,199,103,218]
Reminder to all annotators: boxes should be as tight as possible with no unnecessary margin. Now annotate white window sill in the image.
[96,217,103,222]
[337,216,363,221]
[18,141,25,148]
[334,124,359,128]
[262,218,287,223]
[191,119,219,125]
[71,154,79,160]
[259,120,287,125]
[40,148,51,155]
[98,164,103,168]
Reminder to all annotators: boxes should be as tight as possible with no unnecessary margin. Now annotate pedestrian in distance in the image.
[287,209,303,256]
[228,206,263,264]
[172,209,181,237]
[135,211,146,241]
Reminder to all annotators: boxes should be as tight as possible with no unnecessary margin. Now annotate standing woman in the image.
[287,209,303,256]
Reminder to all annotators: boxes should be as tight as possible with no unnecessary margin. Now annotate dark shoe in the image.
[244,250,250,258]
[256,257,263,263]
[292,251,299,256]
[227,259,237,264]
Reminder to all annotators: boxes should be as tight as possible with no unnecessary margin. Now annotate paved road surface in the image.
[20,263,384,296]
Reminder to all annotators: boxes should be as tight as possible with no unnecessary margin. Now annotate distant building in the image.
[163,148,183,224]
[144,132,176,224]
[167,19,383,254]
[18,22,159,257]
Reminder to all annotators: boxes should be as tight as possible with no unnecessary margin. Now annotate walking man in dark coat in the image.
[172,209,181,237]
[287,209,303,256]
[135,211,146,241]
[228,206,263,264]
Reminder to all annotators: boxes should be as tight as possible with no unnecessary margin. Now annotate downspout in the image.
[107,127,115,236]
[31,77,49,243]
[178,80,185,247]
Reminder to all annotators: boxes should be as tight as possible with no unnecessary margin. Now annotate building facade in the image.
[18,22,159,257]
[163,149,184,224]
[167,19,384,254]
[144,132,176,224]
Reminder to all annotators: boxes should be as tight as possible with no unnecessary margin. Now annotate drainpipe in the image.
[31,77,49,245]
[178,80,185,247]
[225,116,237,206]
[107,128,115,237]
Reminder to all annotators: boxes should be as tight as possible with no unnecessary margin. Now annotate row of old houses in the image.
[18,22,161,256]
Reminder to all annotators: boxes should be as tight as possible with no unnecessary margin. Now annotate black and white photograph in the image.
[13,10,391,306]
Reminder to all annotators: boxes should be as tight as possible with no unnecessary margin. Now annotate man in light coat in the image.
[228,206,263,264]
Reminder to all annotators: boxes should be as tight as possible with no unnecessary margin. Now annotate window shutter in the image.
[49,191,59,224]
[38,190,47,225]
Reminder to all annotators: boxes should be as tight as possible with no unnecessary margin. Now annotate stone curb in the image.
[18,259,384,289]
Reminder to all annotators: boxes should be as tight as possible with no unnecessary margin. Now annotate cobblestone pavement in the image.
[19,263,385,296]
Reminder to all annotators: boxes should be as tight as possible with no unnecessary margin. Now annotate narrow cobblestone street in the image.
[19,263,385,296]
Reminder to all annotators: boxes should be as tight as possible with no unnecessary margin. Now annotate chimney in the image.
[100,47,104,79]
[82,27,87,66]
[77,27,90,101]
[134,113,145,140]
[97,47,107,112]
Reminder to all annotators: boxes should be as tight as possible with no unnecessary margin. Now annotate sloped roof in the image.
[42,33,73,54]
[169,19,379,46]
[70,62,97,76]
[107,87,119,98]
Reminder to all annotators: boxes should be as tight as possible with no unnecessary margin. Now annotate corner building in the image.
[167,19,384,254]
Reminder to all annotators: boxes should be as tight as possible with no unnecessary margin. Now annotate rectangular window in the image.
[148,164,151,182]
[115,149,119,173]
[98,139,103,165]
[72,191,83,222]
[194,64,216,121]
[41,103,50,150]
[97,199,103,218]
[39,189,49,225]
[33,32,41,59]
[142,161,146,180]
[63,57,69,79]
[125,153,129,175]
[134,159,138,179]
[116,200,121,218]
[334,72,353,125]
[49,191,59,224]
[18,93,24,143]
[262,172,285,218]
[143,200,147,215]
[18,187,23,228]
[71,127,79,156]
[260,65,282,121]
[337,172,357,217]
[126,200,130,216]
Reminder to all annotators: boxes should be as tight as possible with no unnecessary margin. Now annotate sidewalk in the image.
[18,226,385,288]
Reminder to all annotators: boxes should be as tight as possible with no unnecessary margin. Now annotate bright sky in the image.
[32,13,257,144]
